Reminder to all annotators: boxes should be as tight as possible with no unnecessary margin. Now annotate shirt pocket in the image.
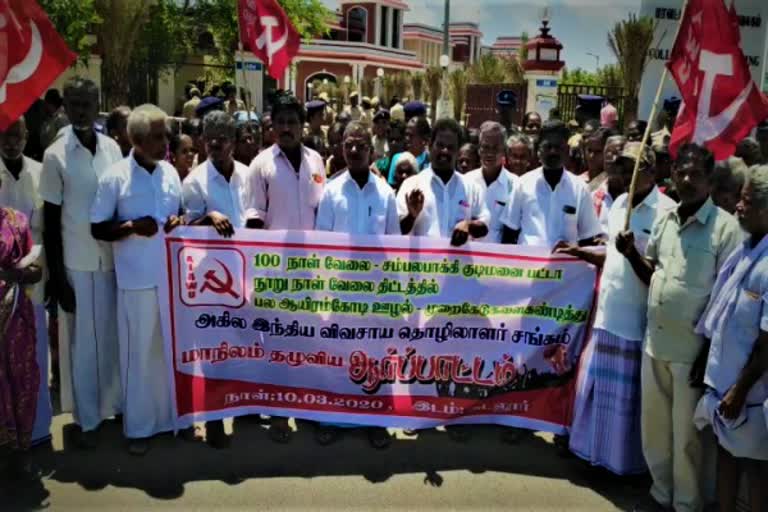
[732,289,762,331]
[118,191,151,221]
[332,197,351,232]
[679,241,716,290]
[563,211,578,243]
[369,213,388,235]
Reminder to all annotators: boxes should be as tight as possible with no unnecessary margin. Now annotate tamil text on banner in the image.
[159,229,598,434]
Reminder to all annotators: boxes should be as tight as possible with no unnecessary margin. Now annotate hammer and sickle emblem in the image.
[692,50,753,145]
[0,19,43,104]
[200,259,240,299]
[255,15,288,63]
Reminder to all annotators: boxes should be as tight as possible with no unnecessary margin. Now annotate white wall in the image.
[638,0,768,121]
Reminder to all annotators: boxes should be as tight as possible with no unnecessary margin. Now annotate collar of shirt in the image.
[469,166,513,192]
[205,158,243,184]
[339,169,376,192]
[0,155,29,179]
[670,196,716,228]
[424,166,459,191]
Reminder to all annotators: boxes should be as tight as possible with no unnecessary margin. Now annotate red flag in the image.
[238,0,301,80]
[0,0,76,131]
[666,0,768,160]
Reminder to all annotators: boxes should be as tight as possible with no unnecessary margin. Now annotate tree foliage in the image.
[448,68,468,121]
[561,64,624,89]
[608,14,656,122]
[38,0,103,61]
[469,54,524,85]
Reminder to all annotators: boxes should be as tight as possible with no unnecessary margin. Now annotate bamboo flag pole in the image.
[624,0,689,230]
[235,8,253,114]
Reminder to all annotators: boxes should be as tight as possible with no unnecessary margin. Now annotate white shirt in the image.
[465,167,519,243]
[315,170,400,235]
[39,127,123,271]
[593,182,615,236]
[0,156,45,304]
[182,159,250,228]
[396,167,490,239]
[90,154,182,290]
[593,187,677,341]
[244,144,325,230]
[500,167,602,248]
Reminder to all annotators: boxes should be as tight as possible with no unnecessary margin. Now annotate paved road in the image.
[3,413,651,512]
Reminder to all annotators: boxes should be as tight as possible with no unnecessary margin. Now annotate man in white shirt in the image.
[465,121,518,243]
[314,122,399,449]
[501,120,603,250]
[396,118,490,246]
[564,142,677,476]
[90,105,184,456]
[0,117,52,444]
[244,93,325,443]
[182,110,249,449]
[40,79,123,448]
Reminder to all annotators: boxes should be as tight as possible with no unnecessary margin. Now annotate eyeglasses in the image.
[343,142,370,151]
[479,144,503,154]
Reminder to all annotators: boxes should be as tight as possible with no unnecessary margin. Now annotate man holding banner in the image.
[182,110,251,449]
[90,105,185,456]
[314,121,399,448]
[244,92,325,443]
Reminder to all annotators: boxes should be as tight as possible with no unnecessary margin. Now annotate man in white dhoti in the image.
[693,164,768,512]
[40,79,123,448]
[90,104,184,456]
[182,110,250,449]
[0,117,52,445]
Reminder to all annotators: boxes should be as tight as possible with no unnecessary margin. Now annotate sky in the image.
[320,0,641,72]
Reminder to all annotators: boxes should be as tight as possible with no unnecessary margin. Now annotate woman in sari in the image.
[0,204,43,479]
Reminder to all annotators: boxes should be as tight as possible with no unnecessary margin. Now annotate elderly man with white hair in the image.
[90,104,184,455]
[693,164,768,511]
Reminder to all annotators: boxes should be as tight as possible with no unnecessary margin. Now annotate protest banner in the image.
[159,228,598,434]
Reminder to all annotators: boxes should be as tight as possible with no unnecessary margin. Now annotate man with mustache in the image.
[40,79,124,449]
[244,93,325,443]
[500,120,603,250]
[314,121,399,449]
[183,110,251,450]
[91,105,185,456]
[616,143,742,512]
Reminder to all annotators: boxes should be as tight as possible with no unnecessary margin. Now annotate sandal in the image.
[268,418,293,444]
[367,427,391,450]
[314,425,341,446]
[446,425,471,443]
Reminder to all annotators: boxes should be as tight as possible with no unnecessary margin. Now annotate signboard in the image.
[638,0,768,120]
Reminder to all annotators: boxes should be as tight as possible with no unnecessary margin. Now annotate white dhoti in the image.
[694,390,768,461]
[117,288,174,439]
[58,270,122,431]
[31,304,52,444]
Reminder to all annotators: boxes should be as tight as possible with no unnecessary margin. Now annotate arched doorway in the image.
[305,72,337,102]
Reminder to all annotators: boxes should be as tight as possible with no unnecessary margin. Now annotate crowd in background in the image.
[2,77,768,512]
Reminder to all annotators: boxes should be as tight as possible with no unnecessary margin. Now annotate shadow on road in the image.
[2,416,650,512]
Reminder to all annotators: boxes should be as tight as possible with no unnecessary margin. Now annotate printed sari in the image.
[0,207,39,451]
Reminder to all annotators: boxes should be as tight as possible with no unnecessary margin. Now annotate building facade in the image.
[282,0,425,102]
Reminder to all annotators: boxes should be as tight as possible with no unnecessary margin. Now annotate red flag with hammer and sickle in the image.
[0,0,77,131]
[667,0,768,160]
[238,0,301,80]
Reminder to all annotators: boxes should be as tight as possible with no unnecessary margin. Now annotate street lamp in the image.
[439,54,451,119]
[586,52,600,70]
[376,67,384,99]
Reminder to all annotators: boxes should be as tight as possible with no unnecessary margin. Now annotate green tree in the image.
[519,32,529,62]
[425,66,442,124]
[469,54,524,85]
[39,0,103,62]
[448,68,468,121]
[608,14,656,123]
[411,73,424,101]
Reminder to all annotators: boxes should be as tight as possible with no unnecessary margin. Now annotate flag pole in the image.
[235,8,253,114]
[624,0,689,231]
